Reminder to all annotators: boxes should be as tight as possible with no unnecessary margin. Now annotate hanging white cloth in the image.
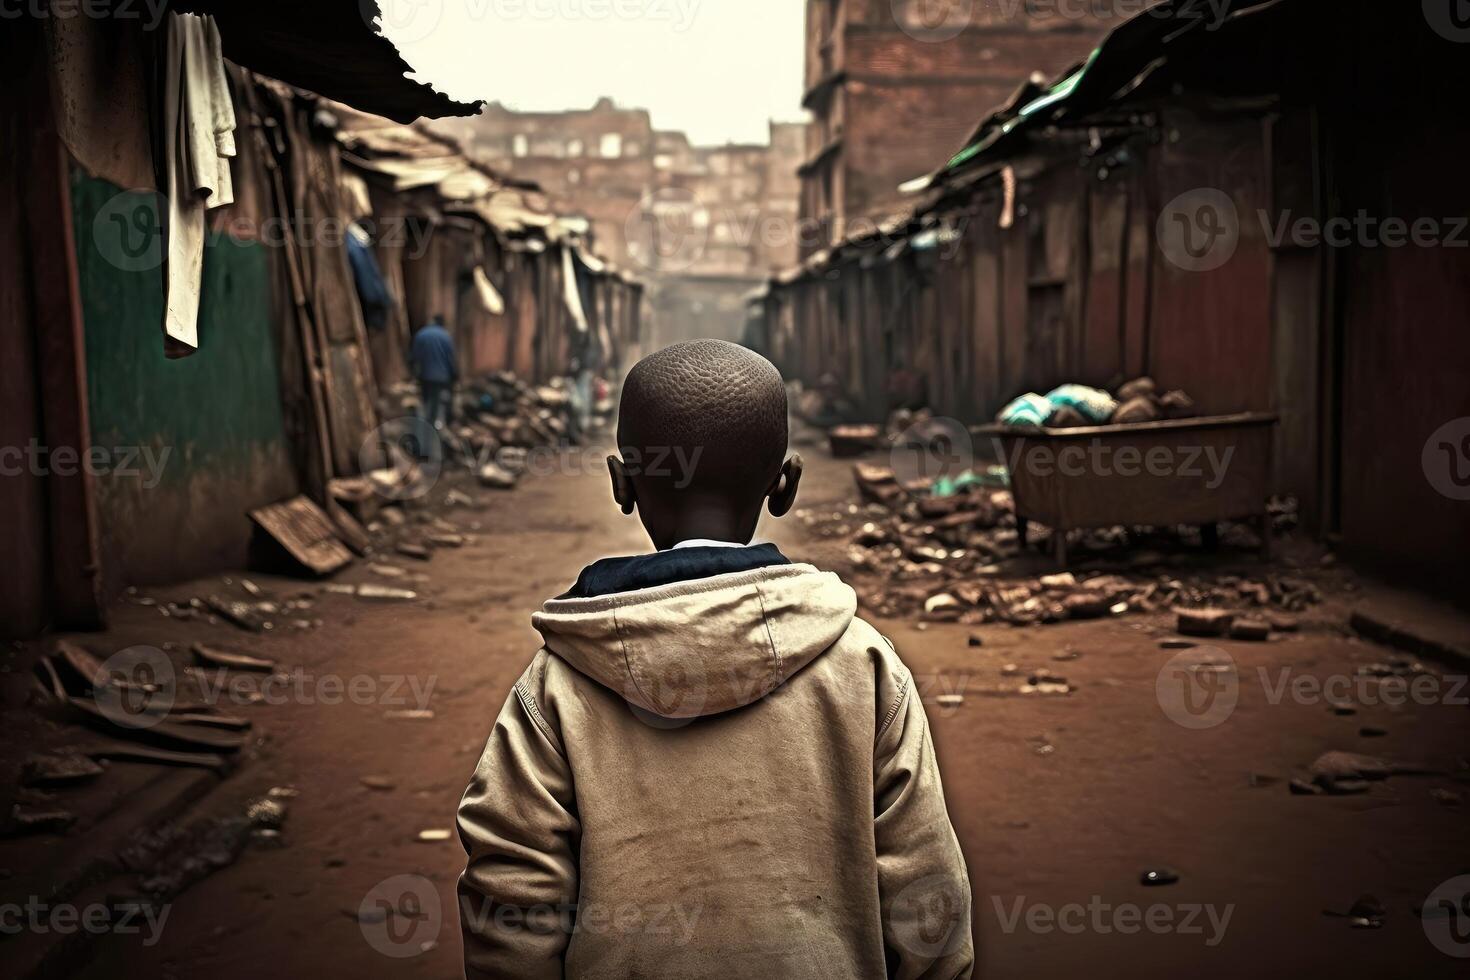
[561,245,589,336]
[471,266,505,316]
[161,12,237,356]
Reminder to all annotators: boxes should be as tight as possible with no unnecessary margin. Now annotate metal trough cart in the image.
[974,412,1278,566]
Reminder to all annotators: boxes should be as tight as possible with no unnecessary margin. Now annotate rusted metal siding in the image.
[1146,112,1274,415]
[1335,117,1470,591]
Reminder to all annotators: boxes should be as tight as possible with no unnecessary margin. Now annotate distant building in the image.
[631,121,805,348]
[435,97,656,271]
[799,0,1113,255]
[436,101,804,350]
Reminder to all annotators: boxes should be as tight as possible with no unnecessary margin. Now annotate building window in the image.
[567,138,584,157]
[512,134,528,158]
[599,133,623,158]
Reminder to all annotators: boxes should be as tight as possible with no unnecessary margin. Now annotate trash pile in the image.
[997,376,1197,427]
[228,370,582,586]
[806,461,1318,631]
[4,639,262,839]
[368,371,578,495]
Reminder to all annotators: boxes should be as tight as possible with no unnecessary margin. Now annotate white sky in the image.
[376,0,808,145]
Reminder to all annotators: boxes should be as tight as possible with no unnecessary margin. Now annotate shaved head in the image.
[618,339,787,492]
[610,340,798,548]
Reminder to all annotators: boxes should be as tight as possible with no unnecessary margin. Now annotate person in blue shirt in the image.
[410,314,457,431]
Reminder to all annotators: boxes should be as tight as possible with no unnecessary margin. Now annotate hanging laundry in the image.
[347,222,392,330]
[561,245,589,336]
[469,265,505,316]
[160,11,237,357]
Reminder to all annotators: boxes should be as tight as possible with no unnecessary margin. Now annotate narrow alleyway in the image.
[36,443,1467,980]
[9,3,1469,979]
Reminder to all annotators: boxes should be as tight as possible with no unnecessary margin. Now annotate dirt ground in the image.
[32,445,1470,979]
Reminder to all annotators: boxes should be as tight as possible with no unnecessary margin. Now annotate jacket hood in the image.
[532,564,857,719]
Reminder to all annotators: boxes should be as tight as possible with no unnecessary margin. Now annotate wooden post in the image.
[11,23,106,629]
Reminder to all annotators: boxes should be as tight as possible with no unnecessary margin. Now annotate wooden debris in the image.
[249,496,354,576]
[192,642,276,673]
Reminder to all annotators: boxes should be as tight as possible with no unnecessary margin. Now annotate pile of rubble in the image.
[804,461,1320,632]
[220,370,583,588]
[372,371,576,492]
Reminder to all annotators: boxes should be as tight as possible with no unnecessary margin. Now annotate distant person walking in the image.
[410,313,457,430]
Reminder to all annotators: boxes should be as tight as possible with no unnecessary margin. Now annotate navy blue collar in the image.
[558,543,791,599]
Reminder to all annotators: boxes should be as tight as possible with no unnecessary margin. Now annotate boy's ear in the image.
[766,454,803,517]
[607,455,637,515]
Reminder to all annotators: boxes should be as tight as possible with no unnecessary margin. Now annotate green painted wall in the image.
[71,172,298,588]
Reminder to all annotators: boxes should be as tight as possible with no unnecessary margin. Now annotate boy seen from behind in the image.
[457,339,973,979]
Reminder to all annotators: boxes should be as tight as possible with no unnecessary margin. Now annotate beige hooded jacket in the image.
[457,562,973,979]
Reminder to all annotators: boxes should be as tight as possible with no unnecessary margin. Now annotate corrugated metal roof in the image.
[172,0,480,122]
[924,0,1281,187]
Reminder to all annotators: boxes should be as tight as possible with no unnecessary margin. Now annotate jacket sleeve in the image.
[874,657,974,979]
[457,656,580,979]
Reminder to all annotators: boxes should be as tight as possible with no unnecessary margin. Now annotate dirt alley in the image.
[64,445,1470,980]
